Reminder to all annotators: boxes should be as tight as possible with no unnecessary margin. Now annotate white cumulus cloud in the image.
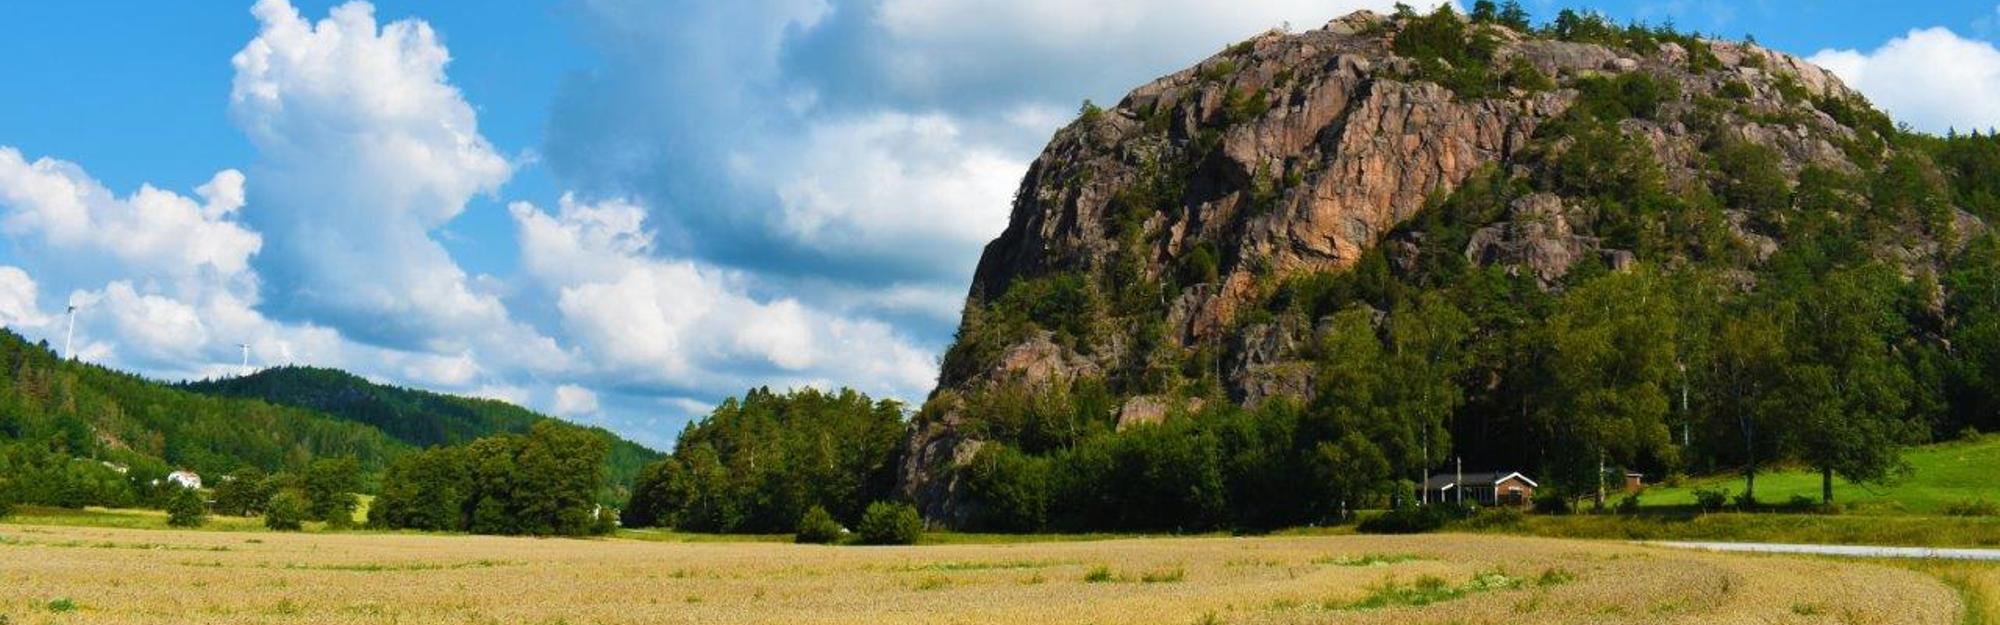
[1810,28,2000,134]
[751,111,1020,276]
[0,267,46,331]
[553,384,601,417]
[512,195,937,399]
[0,147,261,294]
[230,0,551,365]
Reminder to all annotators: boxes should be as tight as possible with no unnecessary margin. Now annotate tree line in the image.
[622,387,906,534]
[0,328,402,513]
[369,421,612,536]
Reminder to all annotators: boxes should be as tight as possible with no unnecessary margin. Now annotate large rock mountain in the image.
[900,10,1980,525]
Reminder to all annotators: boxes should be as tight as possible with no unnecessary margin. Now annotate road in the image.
[1647,541,2000,561]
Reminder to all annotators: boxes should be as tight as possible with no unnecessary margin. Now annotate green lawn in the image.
[5,505,272,532]
[1454,512,2000,547]
[7,493,374,533]
[1639,436,2000,514]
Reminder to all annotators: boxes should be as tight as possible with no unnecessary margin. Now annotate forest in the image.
[181,366,659,499]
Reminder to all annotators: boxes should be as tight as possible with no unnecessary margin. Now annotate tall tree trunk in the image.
[1594,451,1606,511]
[1822,467,1834,505]
[1740,408,1756,506]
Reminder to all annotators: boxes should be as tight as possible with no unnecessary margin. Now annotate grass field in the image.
[0,522,1962,625]
[4,496,374,534]
[1454,510,2000,548]
[1641,436,2000,514]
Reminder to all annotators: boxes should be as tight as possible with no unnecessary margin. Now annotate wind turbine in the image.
[238,343,251,375]
[63,304,78,360]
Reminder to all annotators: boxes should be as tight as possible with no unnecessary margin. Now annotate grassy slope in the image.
[1639,436,2000,514]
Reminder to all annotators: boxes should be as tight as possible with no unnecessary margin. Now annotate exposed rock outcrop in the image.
[901,10,1968,525]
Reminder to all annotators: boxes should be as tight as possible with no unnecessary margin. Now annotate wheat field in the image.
[0,523,1959,625]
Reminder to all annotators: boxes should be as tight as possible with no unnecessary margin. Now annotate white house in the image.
[166,470,202,490]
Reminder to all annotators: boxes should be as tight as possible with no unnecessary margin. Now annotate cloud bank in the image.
[1811,27,2000,134]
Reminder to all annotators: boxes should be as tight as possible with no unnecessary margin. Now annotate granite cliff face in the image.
[900,10,1965,525]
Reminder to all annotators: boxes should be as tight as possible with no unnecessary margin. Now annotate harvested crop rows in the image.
[0,525,1957,624]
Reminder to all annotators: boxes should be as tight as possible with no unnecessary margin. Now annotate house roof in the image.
[1423,471,1538,489]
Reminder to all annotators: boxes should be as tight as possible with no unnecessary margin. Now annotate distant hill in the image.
[179,366,661,494]
[0,329,408,479]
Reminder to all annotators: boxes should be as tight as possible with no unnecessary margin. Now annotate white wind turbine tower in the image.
[238,343,251,376]
[63,304,78,360]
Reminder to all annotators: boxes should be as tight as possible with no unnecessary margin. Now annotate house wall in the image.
[1495,476,1534,507]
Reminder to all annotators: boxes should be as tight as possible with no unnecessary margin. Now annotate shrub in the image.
[1077,99,1104,125]
[1692,487,1730,512]
[1084,565,1116,583]
[1460,506,1525,529]
[1944,500,2000,517]
[1786,494,1818,510]
[1533,491,1573,515]
[166,488,207,528]
[1357,506,1448,534]
[591,508,620,535]
[264,491,308,531]
[1614,494,1641,515]
[1569,72,1678,122]
[794,505,844,544]
[856,501,923,545]
[1732,492,1759,510]
[1139,566,1186,583]
[324,496,358,530]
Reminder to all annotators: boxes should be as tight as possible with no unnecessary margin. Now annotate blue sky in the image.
[2,0,1997,450]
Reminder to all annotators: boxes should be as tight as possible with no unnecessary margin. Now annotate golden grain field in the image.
[0,523,1959,625]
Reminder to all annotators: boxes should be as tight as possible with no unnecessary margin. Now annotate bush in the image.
[1357,506,1450,534]
[1615,494,1641,515]
[1786,494,1818,510]
[1943,500,2000,517]
[324,495,358,530]
[1460,506,1525,529]
[166,488,207,528]
[856,501,924,545]
[264,491,308,531]
[592,508,620,535]
[1732,492,1759,510]
[1692,487,1730,512]
[1533,491,1573,515]
[795,505,844,544]
[1960,426,1985,443]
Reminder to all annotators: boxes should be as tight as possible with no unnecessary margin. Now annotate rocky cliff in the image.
[901,9,1976,526]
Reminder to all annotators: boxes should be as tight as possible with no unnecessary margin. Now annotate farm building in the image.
[166,470,202,490]
[1422,471,1537,507]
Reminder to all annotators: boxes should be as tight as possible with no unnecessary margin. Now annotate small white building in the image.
[166,470,202,490]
